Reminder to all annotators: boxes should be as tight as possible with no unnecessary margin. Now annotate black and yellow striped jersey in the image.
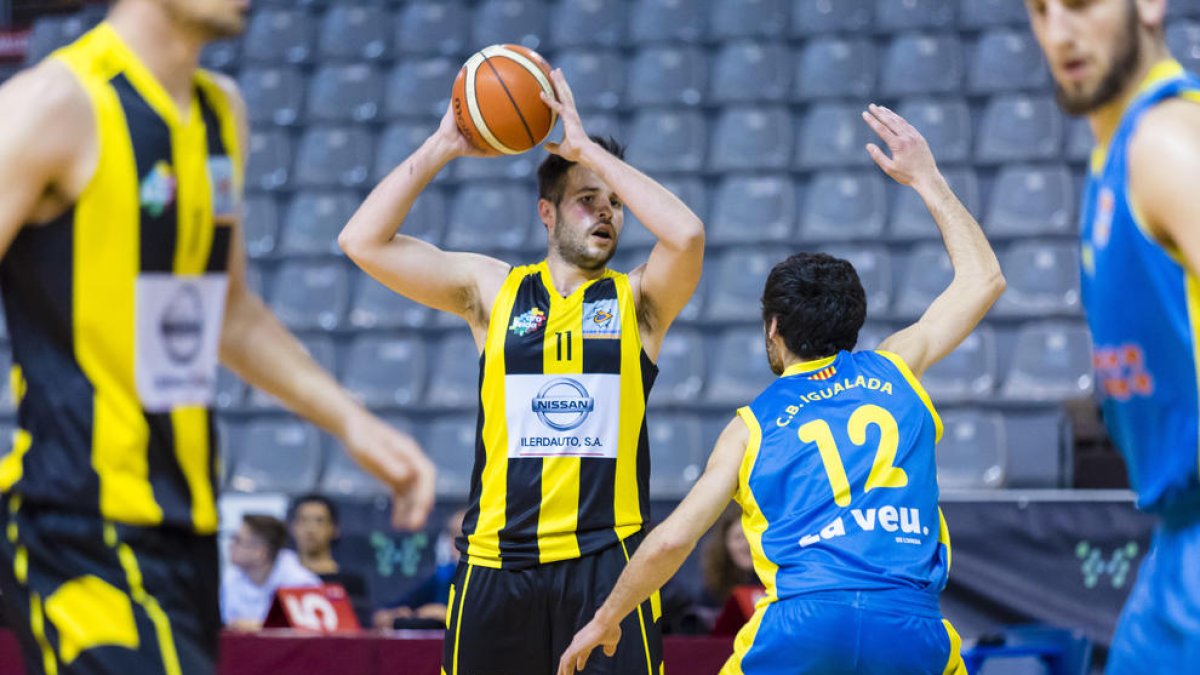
[460,261,657,568]
[0,24,242,535]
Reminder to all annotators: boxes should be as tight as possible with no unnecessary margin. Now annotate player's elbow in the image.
[337,226,370,260]
[652,530,696,559]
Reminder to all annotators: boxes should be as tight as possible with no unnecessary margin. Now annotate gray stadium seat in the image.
[551,0,625,48]
[227,419,322,493]
[647,414,706,499]
[239,66,306,126]
[890,168,981,239]
[294,126,374,189]
[245,263,267,299]
[818,244,893,316]
[995,241,1082,317]
[790,0,872,36]
[969,29,1050,93]
[243,9,316,65]
[896,243,953,318]
[1167,0,1200,18]
[896,98,971,164]
[1002,409,1069,488]
[709,174,796,245]
[472,0,550,51]
[855,322,892,352]
[795,37,876,100]
[243,194,280,259]
[1002,321,1094,401]
[447,183,535,251]
[215,367,244,411]
[395,0,470,57]
[707,249,775,321]
[985,164,1076,237]
[25,13,97,65]
[922,327,998,402]
[678,272,709,323]
[1167,21,1200,75]
[626,110,707,173]
[318,3,392,62]
[627,46,707,107]
[555,50,624,112]
[880,33,965,97]
[245,129,293,192]
[374,121,444,184]
[711,42,790,104]
[710,0,790,40]
[706,326,777,405]
[395,189,448,246]
[630,0,709,44]
[306,63,383,124]
[874,0,955,31]
[800,171,887,242]
[650,329,707,404]
[342,334,426,407]
[622,177,707,247]
[1066,117,1094,163]
[708,107,793,172]
[384,57,457,119]
[280,191,358,256]
[200,39,240,72]
[796,103,873,169]
[960,0,1028,28]
[269,260,350,331]
[976,95,1064,164]
[457,151,542,181]
[421,414,476,497]
[349,278,432,330]
[937,409,1006,489]
[248,334,338,409]
[425,332,482,408]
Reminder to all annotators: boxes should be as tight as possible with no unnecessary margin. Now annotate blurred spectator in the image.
[221,514,320,629]
[288,494,369,622]
[700,507,761,609]
[372,508,466,629]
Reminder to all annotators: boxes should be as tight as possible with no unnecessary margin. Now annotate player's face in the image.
[1026,0,1142,115]
[290,503,336,555]
[161,0,250,40]
[546,166,624,272]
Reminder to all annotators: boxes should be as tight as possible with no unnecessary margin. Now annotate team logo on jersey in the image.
[582,299,620,339]
[531,378,595,431]
[808,366,837,381]
[509,307,546,336]
[208,155,238,220]
[1092,187,1115,251]
[140,160,177,218]
[1093,343,1154,400]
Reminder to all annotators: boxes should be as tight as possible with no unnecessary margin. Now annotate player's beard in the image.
[550,208,616,273]
[161,0,247,41]
[1055,1,1141,116]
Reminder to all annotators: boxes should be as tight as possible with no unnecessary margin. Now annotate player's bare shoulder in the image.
[1127,97,1200,242]
[1129,97,1200,169]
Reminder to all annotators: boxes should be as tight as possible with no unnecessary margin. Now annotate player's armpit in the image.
[1129,100,1200,275]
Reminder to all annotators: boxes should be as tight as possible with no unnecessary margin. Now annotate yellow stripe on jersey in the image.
[734,407,779,596]
[1188,273,1200,485]
[875,350,944,442]
[941,619,967,675]
[719,594,775,675]
[938,507,952,572]
[613,272,646,541]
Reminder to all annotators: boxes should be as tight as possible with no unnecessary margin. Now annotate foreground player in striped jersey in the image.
[559,106,1004,675]
[340,68,704,675]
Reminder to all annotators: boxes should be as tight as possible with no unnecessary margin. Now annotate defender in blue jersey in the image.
[1027,1,1200,671]
[558,107,1005,675]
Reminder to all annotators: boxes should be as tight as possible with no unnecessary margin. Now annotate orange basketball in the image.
[452,44,558,155]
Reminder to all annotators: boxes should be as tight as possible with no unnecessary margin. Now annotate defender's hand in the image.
[541,69,596,163]
[862,103,939,188]
[339,411,435,530]
[556,616,621,675]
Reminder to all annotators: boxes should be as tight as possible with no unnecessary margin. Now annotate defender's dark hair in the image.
[761,252,867,360]
[287,493,339,526]
[537,135,626,205]
[242,514,289,562]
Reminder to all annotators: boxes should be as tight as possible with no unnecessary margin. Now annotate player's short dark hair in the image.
[287,494,339,526]
[242,514,289,562]
[761,252,867,360]
[537,135,626,205]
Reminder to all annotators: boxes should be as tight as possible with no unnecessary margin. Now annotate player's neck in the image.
[107,0,206,114]
[1088,41,1174,149]
[543,253,606,297]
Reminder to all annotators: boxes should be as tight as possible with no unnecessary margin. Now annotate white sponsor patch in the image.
[135,274,227,411]
[504,373,621,458]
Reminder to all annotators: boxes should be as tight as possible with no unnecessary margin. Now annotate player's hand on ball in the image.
[541,69,592,163]
[862,103,939,188]
[340,411,436,530]
[434,100,490,159]
[557,617,621,675]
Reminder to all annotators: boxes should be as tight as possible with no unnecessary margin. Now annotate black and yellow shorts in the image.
[442,531,663,675]
[0,494,220,675]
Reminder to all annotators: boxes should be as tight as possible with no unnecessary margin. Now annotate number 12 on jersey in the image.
[797,404,908,507]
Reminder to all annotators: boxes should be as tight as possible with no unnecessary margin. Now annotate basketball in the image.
[452,44,557,156]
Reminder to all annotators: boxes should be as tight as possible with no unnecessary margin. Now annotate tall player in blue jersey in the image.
[557,107,1004,674]
[1027,1,1200,671]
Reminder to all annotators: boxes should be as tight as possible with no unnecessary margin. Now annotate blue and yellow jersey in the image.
[735,350,950,601]
[1080,60,1200,518]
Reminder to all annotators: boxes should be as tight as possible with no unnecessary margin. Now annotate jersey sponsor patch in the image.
[504,373,620,458]
[135,273,228,411]
[139,160,176,218]
[208,156,239,221]
[582,298,620,339]
[509,306,546,337]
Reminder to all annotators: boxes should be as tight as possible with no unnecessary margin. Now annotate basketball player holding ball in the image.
[340,48,705,674]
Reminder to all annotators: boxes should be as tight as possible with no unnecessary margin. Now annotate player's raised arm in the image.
[540,70,704,352]
[338,102,510,329]
[866,104,1006,378]
[556,416,748,675]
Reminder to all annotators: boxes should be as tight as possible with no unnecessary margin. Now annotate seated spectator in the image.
[221,514,320,629]
[700,507,763,611]
[372,508,465,629]
[288,494,369,621]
